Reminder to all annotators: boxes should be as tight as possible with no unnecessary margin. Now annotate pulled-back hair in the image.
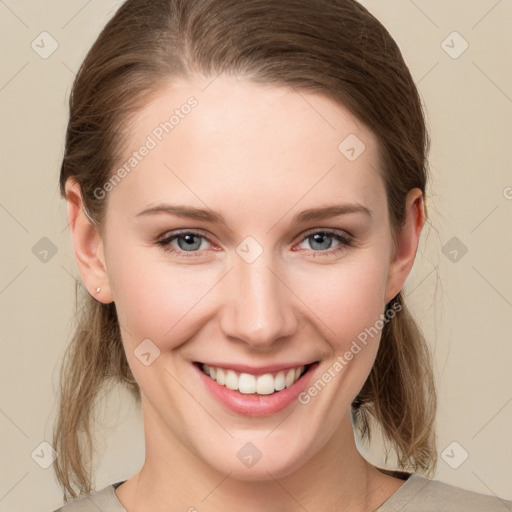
[54,0,437,501]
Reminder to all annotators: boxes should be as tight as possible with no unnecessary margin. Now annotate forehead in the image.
[107,74,386,221]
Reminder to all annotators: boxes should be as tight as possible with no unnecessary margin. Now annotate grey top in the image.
[50,473,512,511]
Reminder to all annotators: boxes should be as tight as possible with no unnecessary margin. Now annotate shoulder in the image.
[48,481,126,512]
[380,473,512,512]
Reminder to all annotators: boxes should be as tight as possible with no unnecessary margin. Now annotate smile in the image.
[200,363,309,395]
[194,360,319,416]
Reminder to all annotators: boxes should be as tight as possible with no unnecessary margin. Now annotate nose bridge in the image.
[220,250,297,348]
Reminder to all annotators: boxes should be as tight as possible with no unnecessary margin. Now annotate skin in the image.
[65,74,425,511]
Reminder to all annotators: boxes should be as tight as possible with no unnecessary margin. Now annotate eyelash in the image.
[155,229,354,258]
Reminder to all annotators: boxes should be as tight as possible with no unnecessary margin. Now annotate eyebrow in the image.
[136,203,372,225]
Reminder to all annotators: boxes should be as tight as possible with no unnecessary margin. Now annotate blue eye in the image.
[156,231,210,257]
[156,229,353,258]
[296,230,353,256]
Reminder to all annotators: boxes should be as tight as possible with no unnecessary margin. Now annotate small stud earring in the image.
[96,287,101,293]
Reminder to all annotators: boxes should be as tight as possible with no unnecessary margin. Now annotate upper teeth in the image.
[202,364,305,395]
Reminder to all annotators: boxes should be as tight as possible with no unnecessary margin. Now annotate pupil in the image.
[311,233,331,250]
[179,234,201,251]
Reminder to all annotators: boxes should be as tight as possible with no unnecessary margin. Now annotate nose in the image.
[219,252,298,350]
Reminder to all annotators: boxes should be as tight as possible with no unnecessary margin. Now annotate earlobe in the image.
[384,188,425,304]
[64,178,114,303]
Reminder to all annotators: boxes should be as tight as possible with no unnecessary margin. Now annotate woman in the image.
[50,0,511,510]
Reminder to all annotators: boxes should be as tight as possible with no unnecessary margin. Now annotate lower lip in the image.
[194,363,318,417]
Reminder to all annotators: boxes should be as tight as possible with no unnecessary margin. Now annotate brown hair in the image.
[54,0,437,501]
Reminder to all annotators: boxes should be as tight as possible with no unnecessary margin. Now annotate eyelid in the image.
[298,226,353,241]
[156,227,354,259]
[157,228,215,244]
[292,228,354,255]
[157,227,352,246]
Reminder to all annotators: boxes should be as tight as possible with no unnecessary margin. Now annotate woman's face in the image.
[82,74,422,479]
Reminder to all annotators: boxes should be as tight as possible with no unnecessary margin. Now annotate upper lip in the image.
[195,361,317,375]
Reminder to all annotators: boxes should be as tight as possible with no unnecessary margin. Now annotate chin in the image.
[194,432,316,482]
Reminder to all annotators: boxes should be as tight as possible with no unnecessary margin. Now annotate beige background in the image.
[1,1,511,511]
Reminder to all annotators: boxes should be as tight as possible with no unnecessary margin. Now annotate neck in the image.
[116,397,397,512]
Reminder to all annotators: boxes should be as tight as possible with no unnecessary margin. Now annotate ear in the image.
[384,187,425,304]
[64,178,114,304]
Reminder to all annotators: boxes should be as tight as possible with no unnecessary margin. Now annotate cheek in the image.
[106,243,221,346]
[293,257,390,415]
[107,238,390,358]
[303,253,390,349]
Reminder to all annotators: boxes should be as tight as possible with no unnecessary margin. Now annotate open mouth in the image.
[194,361,317,396]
